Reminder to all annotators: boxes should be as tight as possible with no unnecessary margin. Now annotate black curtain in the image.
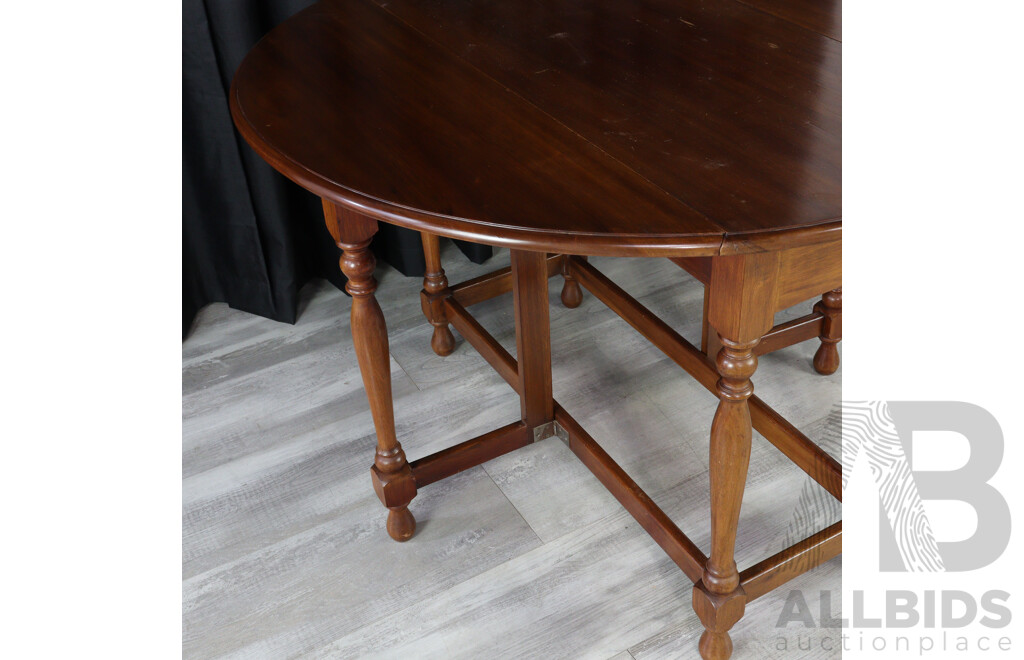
[183,0,492,337]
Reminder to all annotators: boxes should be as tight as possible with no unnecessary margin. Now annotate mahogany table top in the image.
[231,0,840,257]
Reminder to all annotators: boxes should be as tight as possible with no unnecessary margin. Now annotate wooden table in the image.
[230,1,841,657]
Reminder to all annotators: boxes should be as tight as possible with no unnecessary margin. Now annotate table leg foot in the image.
[421,232,456,356]
[386,506,416,542]
[693,581,745,660]
[812,288,841,375]
[560,255,584,308]
[429,323,456,357]
[371,460,417,542]
[699,630,733,660]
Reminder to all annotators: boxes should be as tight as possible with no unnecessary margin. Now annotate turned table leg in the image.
[693,335,759,659]
[560,254,584,308]
[694,252,779,660]
[326,201,417,542]
[420,232,456,356]
[812,288,841,375]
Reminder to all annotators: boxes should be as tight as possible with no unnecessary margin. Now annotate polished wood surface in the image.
[775,241,842,310]
[231,3,841,658]
[231,0,840,257]
[373,0,840,239]
[738,0,840,40]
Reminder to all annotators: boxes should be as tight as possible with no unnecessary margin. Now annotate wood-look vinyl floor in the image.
[183,244,841,659]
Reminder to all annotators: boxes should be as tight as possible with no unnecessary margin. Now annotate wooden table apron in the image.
[230,1,842,658]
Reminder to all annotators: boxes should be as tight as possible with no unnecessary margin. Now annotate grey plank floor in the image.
[183,244,841,659]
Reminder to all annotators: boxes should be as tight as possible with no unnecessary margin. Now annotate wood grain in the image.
[371,0,841,239]
[736,0,841,41]
[230,0,840,256]
[775,241,842,310]
[230,0,725,257]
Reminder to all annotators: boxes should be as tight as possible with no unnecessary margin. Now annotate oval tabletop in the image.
[230,0,840,257]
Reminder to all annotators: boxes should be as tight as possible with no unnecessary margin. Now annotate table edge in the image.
[229,25,841,259]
